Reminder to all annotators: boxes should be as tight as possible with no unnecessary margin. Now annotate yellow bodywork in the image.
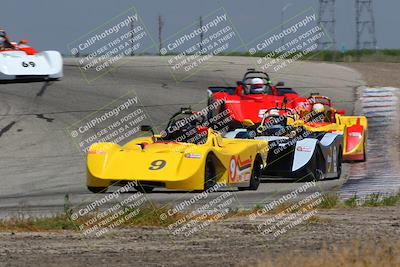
[337,115,368,160]
[303,114,368,161]
[87,129,268,191]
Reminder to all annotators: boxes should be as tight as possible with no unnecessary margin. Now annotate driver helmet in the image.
[0,29,6,44]
[250,78,267,94]
[313,103,325,113]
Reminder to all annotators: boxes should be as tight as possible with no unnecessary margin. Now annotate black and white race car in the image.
[224,108,343,181]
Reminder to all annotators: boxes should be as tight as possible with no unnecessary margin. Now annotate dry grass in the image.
[0,205,183,232]
[256,240,400,267]
[0,214,79,232]
[342,62,400,88]
[1,192,399,232]
[317,192,400,209]
[306,215,332,224]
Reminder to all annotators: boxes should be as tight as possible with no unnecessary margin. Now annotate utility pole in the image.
[130,20,135,56]
[281,3,292,49]
[199,16,203,53]
[158,15,164,56]
[355,0,377,51]
[317,0,336,52]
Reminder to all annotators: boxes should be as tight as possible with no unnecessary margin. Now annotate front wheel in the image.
[308,149,324,182]
[313,169,324,181]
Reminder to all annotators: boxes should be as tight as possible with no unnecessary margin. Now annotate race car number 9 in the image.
[149,160,166,170]
[229,157,237,181]
[22,61,36,67]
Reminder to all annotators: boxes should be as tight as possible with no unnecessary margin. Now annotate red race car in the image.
[207,69,303,130]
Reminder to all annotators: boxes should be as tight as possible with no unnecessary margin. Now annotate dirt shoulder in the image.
[0,206,399,267]
[341,62,400,88]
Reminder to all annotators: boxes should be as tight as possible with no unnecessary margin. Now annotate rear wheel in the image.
[204,154,217,191]
[87,186,108,193]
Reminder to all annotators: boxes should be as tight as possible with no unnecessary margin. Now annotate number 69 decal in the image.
[149,160,166,170]
[22,61,36,67]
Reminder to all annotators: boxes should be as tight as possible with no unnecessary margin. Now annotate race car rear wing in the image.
[275,87,298,96]
[208,86,237,95]
[337,115,368,130]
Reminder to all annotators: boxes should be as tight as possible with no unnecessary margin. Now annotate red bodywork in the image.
[344,119,365,161]
[17,46,37,55]
[1,41,37,55]
[209,83,304,127]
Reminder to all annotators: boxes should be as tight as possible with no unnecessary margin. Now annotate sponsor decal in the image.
[237,156,252,171]
[327,154,332,171]
[229,156,252,183]
[184,153,201,159]
[333,146,337,171]
[296,146,312,152]
[348,132,362,137]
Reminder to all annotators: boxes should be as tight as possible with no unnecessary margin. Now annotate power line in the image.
[199,16,203,53]
[158,15,164,56]
[130,20,135,56]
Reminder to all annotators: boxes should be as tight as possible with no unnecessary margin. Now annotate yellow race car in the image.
[86,108,268,193]
[299,95,368,162]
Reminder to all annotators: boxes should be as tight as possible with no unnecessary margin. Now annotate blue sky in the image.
[1,0,397,53]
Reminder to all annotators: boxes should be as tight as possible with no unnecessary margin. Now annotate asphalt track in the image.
[0,56,365,216]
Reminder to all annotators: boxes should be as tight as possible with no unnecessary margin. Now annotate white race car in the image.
[0,40,63,81]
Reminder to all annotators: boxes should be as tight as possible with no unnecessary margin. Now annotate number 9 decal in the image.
[229,157,237,182]
[149,160,166,170]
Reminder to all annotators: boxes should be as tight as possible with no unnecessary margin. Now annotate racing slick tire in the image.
[204,154,217,191]
[313,169,324,182]
[238,156,262,191]
[87,186,108,193]
[305,149,324,182]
